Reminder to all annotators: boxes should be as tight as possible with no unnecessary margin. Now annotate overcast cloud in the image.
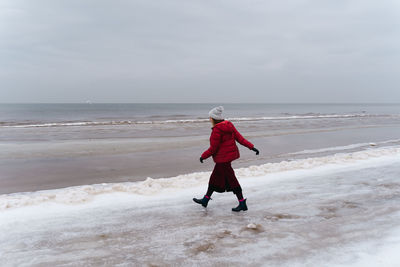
[1,0,399,103]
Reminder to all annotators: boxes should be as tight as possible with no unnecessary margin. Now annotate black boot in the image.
[193,196,210,208]
[232,199,247,212]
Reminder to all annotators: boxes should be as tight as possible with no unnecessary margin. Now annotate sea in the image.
[1,103,400,266]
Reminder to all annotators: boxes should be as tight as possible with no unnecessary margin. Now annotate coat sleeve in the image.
[201,129,222,159]
[232,124,254,149]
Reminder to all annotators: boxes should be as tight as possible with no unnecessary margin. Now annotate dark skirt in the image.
[208,162,241,193]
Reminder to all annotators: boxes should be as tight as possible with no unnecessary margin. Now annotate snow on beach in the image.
[1,146,400,266]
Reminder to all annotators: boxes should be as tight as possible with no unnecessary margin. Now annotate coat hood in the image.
[213,120,234,133]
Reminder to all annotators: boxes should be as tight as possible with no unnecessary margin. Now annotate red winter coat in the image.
[201,120,254,163]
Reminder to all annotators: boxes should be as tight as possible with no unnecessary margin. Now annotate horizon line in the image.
[0,102,399,105]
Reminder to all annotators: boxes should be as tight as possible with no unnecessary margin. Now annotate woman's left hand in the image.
[251,147,260,155]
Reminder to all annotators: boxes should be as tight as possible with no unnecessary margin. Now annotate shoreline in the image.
[2,105,400,195]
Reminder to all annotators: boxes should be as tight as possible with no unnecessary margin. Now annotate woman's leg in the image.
[233,187,244,201]
[205,186,214,198]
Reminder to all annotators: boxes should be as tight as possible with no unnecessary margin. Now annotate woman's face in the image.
[209,117,214,125]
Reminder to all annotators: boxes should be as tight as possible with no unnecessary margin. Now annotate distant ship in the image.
[85,100,92,104]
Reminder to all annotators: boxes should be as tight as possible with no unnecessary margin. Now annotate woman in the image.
[193,106,259,212]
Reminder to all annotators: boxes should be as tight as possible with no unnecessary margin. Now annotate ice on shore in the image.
[1,146,399,210]
[1,146,400,266]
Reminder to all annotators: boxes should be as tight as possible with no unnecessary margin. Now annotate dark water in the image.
[1,103,399,127]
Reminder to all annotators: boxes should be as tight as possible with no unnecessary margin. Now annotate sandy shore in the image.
[2,124,400,194]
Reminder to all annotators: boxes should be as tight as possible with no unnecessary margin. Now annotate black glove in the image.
[251,147,259,155]
[200,157,204,163]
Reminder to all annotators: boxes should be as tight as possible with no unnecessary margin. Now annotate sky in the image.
[0,0,399,103]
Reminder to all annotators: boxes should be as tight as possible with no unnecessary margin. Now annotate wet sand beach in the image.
[1,121,400,194]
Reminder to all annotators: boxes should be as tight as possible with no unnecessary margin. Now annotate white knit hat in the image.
[209,106,224,120]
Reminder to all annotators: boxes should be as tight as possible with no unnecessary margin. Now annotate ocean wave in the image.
[1,145,399,210]
[228,113,378,121]
[288,139,400,155]
[1,113,393,128]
